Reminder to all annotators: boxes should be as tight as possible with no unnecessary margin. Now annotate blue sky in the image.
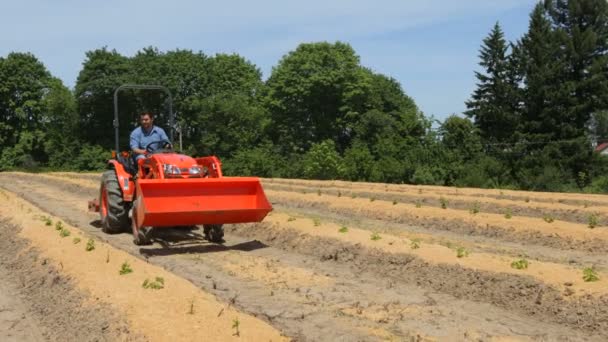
[0,0,536,121]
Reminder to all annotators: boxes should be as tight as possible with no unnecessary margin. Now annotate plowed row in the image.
[1,171,607,341]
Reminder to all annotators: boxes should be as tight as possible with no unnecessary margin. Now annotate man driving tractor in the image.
[130,112,170,160]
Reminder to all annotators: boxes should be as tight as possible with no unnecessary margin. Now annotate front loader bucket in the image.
[133,177,272,227]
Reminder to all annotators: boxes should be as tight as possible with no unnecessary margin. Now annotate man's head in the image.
[139,112,154,130]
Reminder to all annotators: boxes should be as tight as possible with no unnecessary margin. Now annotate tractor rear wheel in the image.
[99,170,129,234]
[203,224,224,243]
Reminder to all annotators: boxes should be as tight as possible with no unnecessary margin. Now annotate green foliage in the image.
[439,197,449,209]
[542,214,554,223]
[313,218,321,227]
[511,259,529,270]
[73,237,81,244]
[415,200,422,208]
[59,229,71,238]
[410,239,421,249]
[338,226,348,233]
[588,213,599,228]
[301,140,345,180]
[287,217,296,222]
[41,216,52,226]
[232,318,240,337]
[370,232,381,241]
[504,208,513,219]
[142,277,165,290]
[456,247,470,258]
[469,202,481,214]
[85,239,95,251]
[55,221,64,231]
[583,267,599,282]
[119,262,133,275]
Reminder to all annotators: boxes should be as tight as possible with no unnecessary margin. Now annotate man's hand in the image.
[133,148,146,155]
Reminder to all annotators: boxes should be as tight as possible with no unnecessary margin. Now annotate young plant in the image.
[415,200,422,208]
[456,247,470,258]
[543,214,554,223]
[338,226,348,233]
[524,197,530,203]
[588,213,599,228]
[392,200,398,205]
[370,197,376,202]
[142,277,165,289]
[287,216,296,222]
[119,261,133,275]
[313,218,321,227]
[73,237,81,244]
[469,202,480,215]
[337,190,342,198]
[317,189,322,196]
[583,267,599,282]
[504,208,512,219]
[55,221,64,231]
[410,239,421,250]
[370,232,381,241]
[232,318,240,337]
[59,228,71,238]
[439,197,448,209]
[511,259,529,270]
[42,216,53,226]
[351,194,357,199]
[85,239,95,251]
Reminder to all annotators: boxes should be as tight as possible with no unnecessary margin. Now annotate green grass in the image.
[287,216,296,222]
[511,259,529,270]
[504,208,513,219]
[42,216,53,226]
[142,277,165,289]
[542,214,554,223]
[415,200,422,208]
[72,237,81,244]
[54,221,63,231]
[370,197,376,202]
[337,191,342,197]
[119,262,133,275]
[317,189,322,196]
[370,232,381,241]
[392,199,398,205]
[312,218,321,227]
[439,197,448,209]
[85,239,95,251]
[59,228,70,238]
[232,318,240,337]
[583,267,600,282]
[456,247,470,258]
[338,226,348,233]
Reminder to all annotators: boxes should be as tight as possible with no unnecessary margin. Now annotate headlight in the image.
[189,166,202,175]
[163,164,181,176]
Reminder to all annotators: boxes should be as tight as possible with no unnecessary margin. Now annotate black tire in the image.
[99,170,129,234]
[203,224,224,243]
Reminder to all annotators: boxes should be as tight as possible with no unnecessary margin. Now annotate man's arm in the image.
[130,129,146,155]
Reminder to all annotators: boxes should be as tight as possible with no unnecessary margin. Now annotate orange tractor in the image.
[88,85,272,245]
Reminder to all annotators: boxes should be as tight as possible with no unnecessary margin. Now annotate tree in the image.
[466,23,519,144]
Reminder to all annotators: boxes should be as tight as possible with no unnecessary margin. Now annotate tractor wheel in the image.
[203,224,224,243]
[99,170,129,234]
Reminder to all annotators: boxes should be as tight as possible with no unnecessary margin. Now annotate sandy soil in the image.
[1,171,607,341]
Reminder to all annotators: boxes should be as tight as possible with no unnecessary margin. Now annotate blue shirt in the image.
[130,126,169,158]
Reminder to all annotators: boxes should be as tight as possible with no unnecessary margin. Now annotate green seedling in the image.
[142,277,165,289]
[392,200,398,205]
[338,226,348,233]
[543,214,554,223]
[524,197,530,203]
[588,213,599,228]
[313,218,321,227]
[439,197,448,209]
[583,201,590,208]
[410,239,421,250]
[583,267,599,282]
[55,221,63,230]
[351,194,357,199]
[456,247,470,258]
[72,237,81,244]
[59,228,70,238]
[85,239,95,251]
[370,197,376,202]
[232,318,240,337]
[317,189,322,196]
[511,259,529,270]
[469,202,480,215]
[42,216,53,226]
[370,232,381,241]
[415,200,422,208]
[504,208,512,219]
[287,216,296,222]
[337,191,342,198]
[119,262,133,275]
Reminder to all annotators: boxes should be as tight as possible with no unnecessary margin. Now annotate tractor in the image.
[88,85,272,245]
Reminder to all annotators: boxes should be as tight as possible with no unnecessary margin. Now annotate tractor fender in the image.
[107,160,135,202]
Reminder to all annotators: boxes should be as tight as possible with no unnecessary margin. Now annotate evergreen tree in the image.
[466,23,519,145]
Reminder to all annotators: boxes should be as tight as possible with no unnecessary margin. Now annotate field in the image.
[0,171,607,341]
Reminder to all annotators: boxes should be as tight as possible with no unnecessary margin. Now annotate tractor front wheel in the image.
[99,170,129,234]
[203,224,224,243]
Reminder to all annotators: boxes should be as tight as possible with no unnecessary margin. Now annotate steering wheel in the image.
[145,139,173,154]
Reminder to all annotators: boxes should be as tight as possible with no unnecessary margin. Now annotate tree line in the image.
[1,0,607,193]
